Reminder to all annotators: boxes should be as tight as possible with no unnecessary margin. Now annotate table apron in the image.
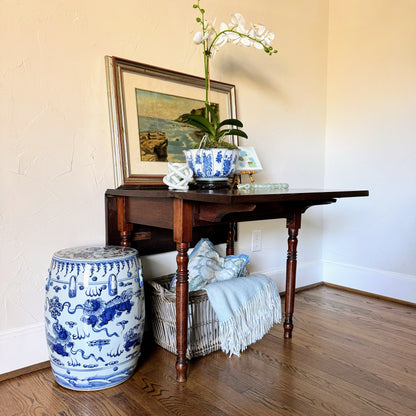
[193,199,336,225]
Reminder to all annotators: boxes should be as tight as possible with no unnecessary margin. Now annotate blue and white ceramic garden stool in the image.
[44,246,145,391]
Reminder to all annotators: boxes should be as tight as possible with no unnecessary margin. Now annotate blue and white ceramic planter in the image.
[45,246,145,391]
[184,148,239,181]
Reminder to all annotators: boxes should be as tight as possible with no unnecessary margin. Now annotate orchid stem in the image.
[204,46,211,119]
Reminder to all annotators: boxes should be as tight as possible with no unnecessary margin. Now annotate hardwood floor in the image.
[1,286,415,416]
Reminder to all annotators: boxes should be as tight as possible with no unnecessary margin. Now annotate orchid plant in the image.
[183,0,277,149]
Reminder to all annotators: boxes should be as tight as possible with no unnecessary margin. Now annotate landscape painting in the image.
[135,89,213,163]
[106,57,236,185]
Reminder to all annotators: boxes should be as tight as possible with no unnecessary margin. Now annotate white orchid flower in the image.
[209,22,229,56]
[251,23,267,38]
[239,37,253,47]
[205,18,216,36]
[213,34,228,49]
[193,31,205,44]
[226,33,241,46]
[263,31,275,47]
[228,32,242,44]
[190,0,277,127]
[249,25,276,49]
[193,19,216,45]
[214,22,229,47]
[219,22,228,31]
[253,41,264,50]
[230,13,247,33]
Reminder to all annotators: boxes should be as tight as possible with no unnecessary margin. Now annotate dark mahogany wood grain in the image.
[4,286,415,416]
[173,199,193,382]
[197,202,256,222]
[284,211,302,338]
[171,188,369,204]
[116,196,133,247]
[226,222,236,256]
[105,194,231,255]
[105,187,369,381]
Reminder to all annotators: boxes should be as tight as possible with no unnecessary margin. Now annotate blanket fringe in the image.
[218,280,281,357]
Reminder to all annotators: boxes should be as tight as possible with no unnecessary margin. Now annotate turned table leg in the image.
[173,199,193,382]
[175,242,189,382]
[116,196,133,247]
[284,212,302,339]
[226,222,236,255]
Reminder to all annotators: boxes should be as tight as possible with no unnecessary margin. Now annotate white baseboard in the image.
[0,261,323,375]
[323,260,416,304]
[0,323,49,375]
[2,260,413,375]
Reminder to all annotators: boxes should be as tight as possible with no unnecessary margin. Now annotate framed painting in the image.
[105,56,238,186]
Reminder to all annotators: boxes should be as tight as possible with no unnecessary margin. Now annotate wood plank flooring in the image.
[1,286,415,416]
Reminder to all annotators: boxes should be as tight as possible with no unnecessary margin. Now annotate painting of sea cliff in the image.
[135,89,208,163]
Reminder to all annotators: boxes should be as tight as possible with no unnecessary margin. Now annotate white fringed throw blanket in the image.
[204,274,281,357]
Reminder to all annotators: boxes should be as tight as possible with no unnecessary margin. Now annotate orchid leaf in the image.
[182,114,216,136]
[218,118,244,128]
[228,129,248,138]
[217,128,248,139]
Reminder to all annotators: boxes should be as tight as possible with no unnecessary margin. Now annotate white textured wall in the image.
[232,0,328,290]
[324,0,416,301]
[1,0,329,373]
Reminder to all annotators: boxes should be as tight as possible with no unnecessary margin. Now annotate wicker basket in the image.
[147,274,221,359]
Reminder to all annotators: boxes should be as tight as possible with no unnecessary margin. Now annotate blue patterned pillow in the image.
[170,238,250,292]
